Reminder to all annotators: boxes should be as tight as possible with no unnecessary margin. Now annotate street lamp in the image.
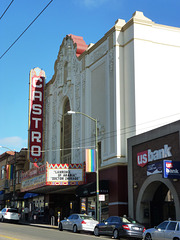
[67,110,100,221]
[0,146,16,207]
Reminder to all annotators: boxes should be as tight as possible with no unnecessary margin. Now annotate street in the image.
[0,222,111,240]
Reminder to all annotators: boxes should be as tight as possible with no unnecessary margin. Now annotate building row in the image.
[1,11,180,227]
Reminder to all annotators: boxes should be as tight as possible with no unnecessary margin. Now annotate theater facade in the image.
[23,11,180,222]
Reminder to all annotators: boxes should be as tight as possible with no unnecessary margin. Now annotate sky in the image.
[0,0,180,154]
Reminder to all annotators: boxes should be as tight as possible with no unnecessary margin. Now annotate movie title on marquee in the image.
[137,144,172,167]
[28,68,45,162]
[46,163,85,186]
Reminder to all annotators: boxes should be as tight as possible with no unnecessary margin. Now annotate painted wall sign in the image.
[137,144,172,167]
[163,160,180,179]
[28,67,45,162]
[46,163,85,186]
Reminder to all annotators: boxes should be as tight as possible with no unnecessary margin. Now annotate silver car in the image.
[0,208,21,222]
[143,220,180,240]
[59,213,99,233]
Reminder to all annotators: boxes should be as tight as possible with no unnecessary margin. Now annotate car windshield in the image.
[127,217,137,223]
[80,215,95,220]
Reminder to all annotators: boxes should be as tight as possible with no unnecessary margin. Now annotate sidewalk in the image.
[19,220,59,230]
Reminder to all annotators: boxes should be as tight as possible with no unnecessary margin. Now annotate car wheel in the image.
[59,223,63,231]
[145,233,152,240]
[73,224,78,233]
[1,217,4,222]
[113,229,119,239]
[94,227,100,236]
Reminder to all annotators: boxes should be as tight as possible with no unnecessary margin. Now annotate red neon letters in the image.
[29,69,45,162]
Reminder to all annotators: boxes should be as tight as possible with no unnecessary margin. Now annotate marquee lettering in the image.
[29,68,45,162]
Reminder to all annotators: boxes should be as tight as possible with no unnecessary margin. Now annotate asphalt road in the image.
[0,222,111,240]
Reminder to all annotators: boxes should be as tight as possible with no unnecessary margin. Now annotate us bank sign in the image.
[28,67,45,163]
[137,144,172,167]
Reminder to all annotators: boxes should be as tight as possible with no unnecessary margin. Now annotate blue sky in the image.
[0,0,180,154]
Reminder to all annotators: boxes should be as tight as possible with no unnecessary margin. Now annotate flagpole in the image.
[67,111,100,222]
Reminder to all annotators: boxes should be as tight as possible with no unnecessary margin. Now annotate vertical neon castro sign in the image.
[28,67,45,163]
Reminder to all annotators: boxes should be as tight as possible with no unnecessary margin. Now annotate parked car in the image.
[59,213,99,233]
[0,208,21,223]
[143,220,180,240]
[94,216,146,239]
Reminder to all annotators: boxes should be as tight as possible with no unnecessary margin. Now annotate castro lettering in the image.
[137,144,172,167]
[29,69,45,162]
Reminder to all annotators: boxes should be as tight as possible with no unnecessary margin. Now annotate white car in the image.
[0,208,21,222]
[59,213,99,233]
[143,220,180,240]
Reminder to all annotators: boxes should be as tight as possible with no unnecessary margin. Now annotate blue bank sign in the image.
[163,160,180,179]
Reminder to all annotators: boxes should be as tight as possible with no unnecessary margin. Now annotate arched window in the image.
[61,98,71,164]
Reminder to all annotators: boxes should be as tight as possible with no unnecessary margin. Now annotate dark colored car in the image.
[94,216,146,239]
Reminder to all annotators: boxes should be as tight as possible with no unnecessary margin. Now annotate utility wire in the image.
[0,0,14,21]
[0,0,53,60]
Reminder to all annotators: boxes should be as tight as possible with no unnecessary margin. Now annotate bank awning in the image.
[24,193,39,199]
[76,180,109,197]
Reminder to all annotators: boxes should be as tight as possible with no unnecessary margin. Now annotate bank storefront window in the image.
[80,194,109,221]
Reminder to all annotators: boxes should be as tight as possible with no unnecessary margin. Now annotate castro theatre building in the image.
[128,120,180,228]
[23,11,180,223]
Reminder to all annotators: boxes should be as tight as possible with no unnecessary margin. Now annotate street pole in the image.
[95,118,99,222]
[12,151,16,207]
[67,111,100,222]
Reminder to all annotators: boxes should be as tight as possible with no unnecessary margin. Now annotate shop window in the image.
[100,194,109,221]
[19,170,22,183]
[81,198,86,214]
[87,197,96,218]
[16,171,18,184]
[1,166,5,179]
[84,194,109,221]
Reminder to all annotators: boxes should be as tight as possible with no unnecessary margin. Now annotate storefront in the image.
[128,120,180,228]
[0,191,12,209]
[76,165,128,221]
[76,180,109,220]
[21,162,85,223]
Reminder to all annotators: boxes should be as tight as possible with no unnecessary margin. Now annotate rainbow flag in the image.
[86,149,96,172]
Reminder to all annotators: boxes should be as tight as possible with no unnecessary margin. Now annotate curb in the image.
[19,221,59,230]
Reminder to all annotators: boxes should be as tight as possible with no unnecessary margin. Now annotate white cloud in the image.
[0,136,27,154]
